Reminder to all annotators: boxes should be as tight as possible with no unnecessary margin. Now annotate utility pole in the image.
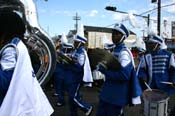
[151,0,161,35]
[157,0,161,35]
[73,12,81,33]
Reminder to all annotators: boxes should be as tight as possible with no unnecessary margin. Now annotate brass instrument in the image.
[0,0,57,86]
[57,52,74,65]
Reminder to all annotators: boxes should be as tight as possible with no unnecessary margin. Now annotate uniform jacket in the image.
[99,43,142,106]
[138,49,175,95]
[71,46,85,83]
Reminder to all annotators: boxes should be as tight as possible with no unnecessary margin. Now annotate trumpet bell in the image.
[57,52,73,65]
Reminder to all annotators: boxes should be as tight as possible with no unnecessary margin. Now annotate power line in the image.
[139,2,175,16]
[105,2,175,28]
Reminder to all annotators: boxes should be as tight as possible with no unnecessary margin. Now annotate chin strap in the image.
[153,43,159,51]
[117,35,125,45]
[75,42,81,49]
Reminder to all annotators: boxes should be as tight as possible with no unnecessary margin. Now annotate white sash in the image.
[83,50,93,87]
[145,54,152,85]
[0,41,53,116]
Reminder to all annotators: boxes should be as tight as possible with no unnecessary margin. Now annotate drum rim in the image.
[143,89,169,102]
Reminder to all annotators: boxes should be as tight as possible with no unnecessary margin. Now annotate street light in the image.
[105,6,150,26]
[105,6,117,11]
[151,0,157,3]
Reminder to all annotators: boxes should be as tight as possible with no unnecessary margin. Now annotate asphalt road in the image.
[45,84,99,116]
[44,82,175,116]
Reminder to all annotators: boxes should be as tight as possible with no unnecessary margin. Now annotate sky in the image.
[34,0,175,37]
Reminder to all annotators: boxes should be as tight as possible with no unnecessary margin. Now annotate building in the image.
[164,21,175,53]
[84,25,137,49]
[172,21,175,39]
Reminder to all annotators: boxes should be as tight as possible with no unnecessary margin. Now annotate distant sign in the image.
[161,20,172,39]
[172,21,175,37]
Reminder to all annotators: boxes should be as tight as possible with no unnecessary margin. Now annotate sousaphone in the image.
[0,0,57,86]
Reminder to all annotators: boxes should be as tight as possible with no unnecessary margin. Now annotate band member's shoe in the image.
[56,102,64,107]
[53,93,58,96]
[85,106,93,116]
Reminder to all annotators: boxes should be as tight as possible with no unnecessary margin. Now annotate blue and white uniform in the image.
[53,43,73,106]
[138,35,175,95]
[69,45,92,116]
[138,49,175,94]
[0,37,53,116]
[97,43,138,116]
[97,24,141,116]
[0,38,18,106]
[68,34,92,116]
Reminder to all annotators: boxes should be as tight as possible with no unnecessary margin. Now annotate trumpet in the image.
[57,52,73,65]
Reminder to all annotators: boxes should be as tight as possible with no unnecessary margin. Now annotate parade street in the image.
[44,83,175,116]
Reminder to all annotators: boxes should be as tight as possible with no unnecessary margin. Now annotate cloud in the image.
[128,10,138,14]
[87,10,98,17]
[112,13,127,21]
[50,9,99,17]
[107,0,126,4]
[163,16,174,21]
[166,7,175,13]
[39,9,47,13]
[101,14,106,18]
[49,10,75,17]
[162,0,175,14]
[62,11,74,16]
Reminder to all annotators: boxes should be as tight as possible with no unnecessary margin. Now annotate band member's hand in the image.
[170,82,175,88]
[65,54,72,61]
[140,77,147,83]
[102,75,106,82]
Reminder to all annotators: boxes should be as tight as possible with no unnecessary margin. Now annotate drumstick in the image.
[160,81,173,85]
[144,82,152,91]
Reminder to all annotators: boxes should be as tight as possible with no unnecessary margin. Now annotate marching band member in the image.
[92,35,114,85]
[96,24,142,116]
[69,33,93,116]
[53,42,74,106]
[0,10,53,116]
[138,35,175,94]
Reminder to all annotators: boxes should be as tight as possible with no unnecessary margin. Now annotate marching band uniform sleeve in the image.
[71,50,85,73]
[78,54,85,66]
[1,47,16,71]
[169,54,175,83]
[137,55,148,81]
[0,47,16,105]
